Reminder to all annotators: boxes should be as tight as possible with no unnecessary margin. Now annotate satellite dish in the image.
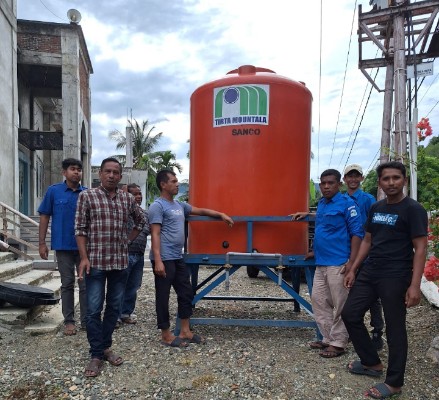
[67,9,82,24]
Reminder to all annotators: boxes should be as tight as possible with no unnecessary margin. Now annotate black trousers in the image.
[152,259,193,330]
[341,267,412,388]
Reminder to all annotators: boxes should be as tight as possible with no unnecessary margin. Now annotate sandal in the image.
[121,317,137,324]
[180,333,205,344]
[161,337,189,348]
[319,345,346,358]
[309,340,329,349]
[63,324,77,336]
[366,383,402,399]
[348,360,383,377]
[84,358,104,378]
[103,349,123,366]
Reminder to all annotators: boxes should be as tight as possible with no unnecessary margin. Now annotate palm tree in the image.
[156,150,183,173]
[109,118,163,202]
[109,119,163,169]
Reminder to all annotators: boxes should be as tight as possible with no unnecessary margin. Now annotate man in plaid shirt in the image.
[75,157,146,378]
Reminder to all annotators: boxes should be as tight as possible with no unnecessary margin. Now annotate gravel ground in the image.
[0,266,438,400]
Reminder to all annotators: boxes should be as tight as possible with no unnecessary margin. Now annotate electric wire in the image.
[336,73,374,171]
[328,0,358,167]
[39,0,66,22]
[418,72,439,106]
[343,72,377,169]
[426,98,439,117]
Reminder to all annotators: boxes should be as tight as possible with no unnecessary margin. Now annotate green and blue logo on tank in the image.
[213,85,269,127]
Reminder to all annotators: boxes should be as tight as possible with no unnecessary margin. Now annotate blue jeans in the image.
[120,253,145,319]
[85,268,128,359]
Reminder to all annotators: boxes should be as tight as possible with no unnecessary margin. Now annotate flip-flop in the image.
[63,324,77,336]
[348,360,383,377]
[161,337,189,348]
[182,333,205,344]
[366,383,402,399]
[103,349,123,366]
[121,317,137,324]
[84,358,104,378]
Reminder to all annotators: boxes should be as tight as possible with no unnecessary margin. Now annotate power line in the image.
[343,75,377,169]
[39,0,66,22]
[328,0,358,167]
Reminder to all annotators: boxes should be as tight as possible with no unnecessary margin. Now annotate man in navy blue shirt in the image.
[292,169,364,358]
[343,164,384,351]
[38,158,87,336]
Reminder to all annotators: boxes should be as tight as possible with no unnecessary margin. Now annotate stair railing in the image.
[0,201,51,261]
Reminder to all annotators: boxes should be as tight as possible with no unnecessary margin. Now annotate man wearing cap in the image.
[343,164,384,350]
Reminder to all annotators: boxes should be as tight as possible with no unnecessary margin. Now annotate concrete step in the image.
[0,276,62,329]
[5,268,54,286]
[0,259,33,280]
[0,252,16,263]
[25,283,80,335]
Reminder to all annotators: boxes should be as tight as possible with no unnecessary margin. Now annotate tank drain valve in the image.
[276,265,285,286]
[224,263,231,291]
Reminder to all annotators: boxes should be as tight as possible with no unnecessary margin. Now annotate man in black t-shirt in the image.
[341,161,428,399]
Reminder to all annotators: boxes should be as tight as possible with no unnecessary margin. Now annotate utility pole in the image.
[393,0,408,162]
[358,0,439,199]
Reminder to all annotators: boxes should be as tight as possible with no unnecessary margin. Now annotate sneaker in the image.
[371,332,384,351]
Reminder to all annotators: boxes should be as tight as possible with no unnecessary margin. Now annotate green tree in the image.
[109,119,163,202]
[362,169,378,198]
[416,146,439,210]
[109,119,163,168]
[156,150,183,173]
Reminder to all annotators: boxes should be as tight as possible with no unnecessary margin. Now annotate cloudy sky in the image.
[17,0,439,181]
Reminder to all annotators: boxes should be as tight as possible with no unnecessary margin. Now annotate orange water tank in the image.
[188,65,312,255]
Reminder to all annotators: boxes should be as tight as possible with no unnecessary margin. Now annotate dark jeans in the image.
[290,267,301,310]
[85,268,128,359]
[120,253,145,319]
[341,268,412,388]
[56,250,87,327]
[369,298,384,333]
[152,259,193,330]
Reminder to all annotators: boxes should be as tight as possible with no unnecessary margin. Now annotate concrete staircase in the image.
[0,251,72,334]
[21,215,57,269]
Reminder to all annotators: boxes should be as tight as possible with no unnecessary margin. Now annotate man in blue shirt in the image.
[38,158,87,336]
[343,164,384,351]
[292,169,364,358]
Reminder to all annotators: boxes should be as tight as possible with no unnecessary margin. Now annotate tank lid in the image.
[227,65,276,75]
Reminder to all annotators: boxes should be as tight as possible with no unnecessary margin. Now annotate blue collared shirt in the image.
[346,189,376,227]
[38,181,86,250]
[314,191,364,266]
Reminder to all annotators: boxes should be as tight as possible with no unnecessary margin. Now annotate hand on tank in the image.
[289,212,309,221]
[221,213,234,227]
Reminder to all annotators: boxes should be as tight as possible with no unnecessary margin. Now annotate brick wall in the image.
[17,33,61,54]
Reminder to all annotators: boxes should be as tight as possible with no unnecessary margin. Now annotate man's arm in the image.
[76,235,90,280]
[289,212,316,220]
[191,206,234,227]
[38,214,50,260]
[151,224,166,277]
[344,232,372,288]
[405,236,428,308]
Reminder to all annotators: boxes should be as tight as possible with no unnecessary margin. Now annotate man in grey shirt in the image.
[149,169,233,347]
